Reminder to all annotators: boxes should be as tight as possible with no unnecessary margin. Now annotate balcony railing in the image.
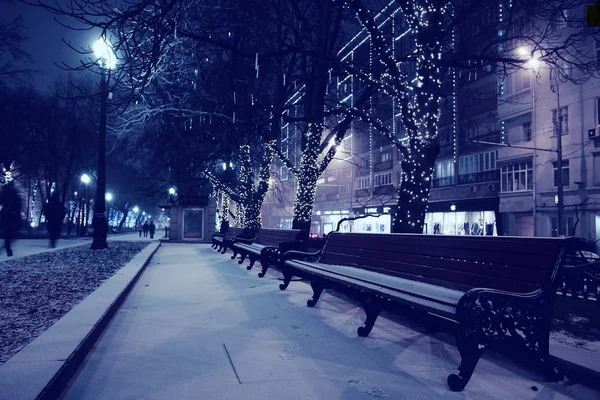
[458,169,499,185]
[431,176,455,188]
[373,160,393,172]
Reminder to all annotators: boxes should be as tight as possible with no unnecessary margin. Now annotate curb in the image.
[0,241,161,400]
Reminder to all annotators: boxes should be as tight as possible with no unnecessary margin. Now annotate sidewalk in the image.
[59,244,596,400]
[0,232,159,262]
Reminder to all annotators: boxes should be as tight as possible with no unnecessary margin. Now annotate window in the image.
[597,98,600,125]
[521,122,532,142]
[381,151,392,162]
[552,106,568,136]
[341,184,349,194]
[435,159,455,178]
[374,172,392,186]
[500,161,533,192]
[459,151,497,175]
[356,177,370,190]
[397,171,403,185]
[553,160,570,187]
[550,9,567,31]
[551,216,575,237]
[596,41,600,66]
[594,153,600,186]
[505,69,531,96]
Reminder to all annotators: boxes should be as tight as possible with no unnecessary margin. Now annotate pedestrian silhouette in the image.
[0,181,22,257]
[142,221,149,237]
[44,192,66,248]
[138,223,143,237]
[149,221,156,239]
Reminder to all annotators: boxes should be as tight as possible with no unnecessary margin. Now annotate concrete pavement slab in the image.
[58,244,597,400]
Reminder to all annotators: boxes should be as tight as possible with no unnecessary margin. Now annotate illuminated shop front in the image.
[311,210,351,237]
[351,206,395,234]
[423,198,500,236]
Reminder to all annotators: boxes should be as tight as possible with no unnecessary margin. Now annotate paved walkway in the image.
[60,244,595,400]
[0,232,159,262]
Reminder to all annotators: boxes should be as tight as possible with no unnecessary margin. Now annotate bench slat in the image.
[321,234,562,271]
[321,245,548,285]
[286,260,458,318]
[318,251,539,293]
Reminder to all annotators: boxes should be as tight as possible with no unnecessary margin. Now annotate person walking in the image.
[44,192,66,248]
[142,221,149,238]
[138,223,143,237]
[0,181,22,257]
[149,221,156,239]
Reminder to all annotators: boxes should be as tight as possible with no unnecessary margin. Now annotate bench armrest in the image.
[278,240,305,253]
[282,249,322,263]
[212,233,226,239]
[456,287,545,326]
[233,236,254,245]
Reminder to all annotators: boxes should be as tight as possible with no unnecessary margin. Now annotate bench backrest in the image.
[254,228,303,247]
[317,232,578,294]
[226,227,247,237]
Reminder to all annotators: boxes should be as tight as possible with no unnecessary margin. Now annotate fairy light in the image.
[334,0,447,231]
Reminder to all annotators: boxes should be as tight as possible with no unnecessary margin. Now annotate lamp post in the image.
[80,173,91,236]
[105,192,113,228]
[517,47,565,236]
[91,37,116,249]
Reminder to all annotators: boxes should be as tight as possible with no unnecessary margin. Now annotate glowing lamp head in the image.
[132,206,139,213]
[105,192,113,202]
[516,47,529,57]
[93,37,117,69]
[168,187,176,195]
[81,174,91,184]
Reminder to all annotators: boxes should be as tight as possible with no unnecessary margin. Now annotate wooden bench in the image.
[231,228,303,274]
[278,232,579,391]
[212,227,249,253]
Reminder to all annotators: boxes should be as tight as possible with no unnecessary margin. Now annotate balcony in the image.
[432,176,455,188]
[458,169,499,185]
[373,185,395,196]
[373,160,393,172]
[355,188,371,198]
[326,193,341,201]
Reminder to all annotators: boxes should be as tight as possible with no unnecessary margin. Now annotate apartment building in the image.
[497,43,600,249]
[262,3,599,250]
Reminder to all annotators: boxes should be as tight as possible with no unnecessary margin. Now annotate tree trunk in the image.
[118,209,129,231]
[292,173,318,239]
[392,139,440,233]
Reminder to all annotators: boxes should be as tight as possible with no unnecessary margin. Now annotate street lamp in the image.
[91,36,116,249]
[168,187,176,195]
[133,206,139,213]
[517,46,565,236]
[105,192,113,228]
[80,174,91,236]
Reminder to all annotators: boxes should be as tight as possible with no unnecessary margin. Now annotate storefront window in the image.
[424,210,497,236]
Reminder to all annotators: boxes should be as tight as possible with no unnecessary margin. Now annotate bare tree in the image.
[336,0,599,233]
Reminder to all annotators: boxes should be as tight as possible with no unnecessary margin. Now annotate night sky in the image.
[2,0,98,91]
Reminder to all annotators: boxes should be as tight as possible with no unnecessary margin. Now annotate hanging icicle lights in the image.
[334,0,450,230]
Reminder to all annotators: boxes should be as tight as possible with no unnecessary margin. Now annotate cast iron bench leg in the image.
[238,252,247,264]
[247,255,257,270]
[447,329,485,392]
[258,263,269,278]
[357,297,381,337]
[279,266,293,290]
[307,280,325,307]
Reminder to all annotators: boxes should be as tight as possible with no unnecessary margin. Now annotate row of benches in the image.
[211,226,581,391]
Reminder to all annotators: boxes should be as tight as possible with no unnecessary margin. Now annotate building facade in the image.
[261,4,600,252]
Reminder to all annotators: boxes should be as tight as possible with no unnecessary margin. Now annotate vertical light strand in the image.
[452,6,458,165]
[368,42,374,190]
